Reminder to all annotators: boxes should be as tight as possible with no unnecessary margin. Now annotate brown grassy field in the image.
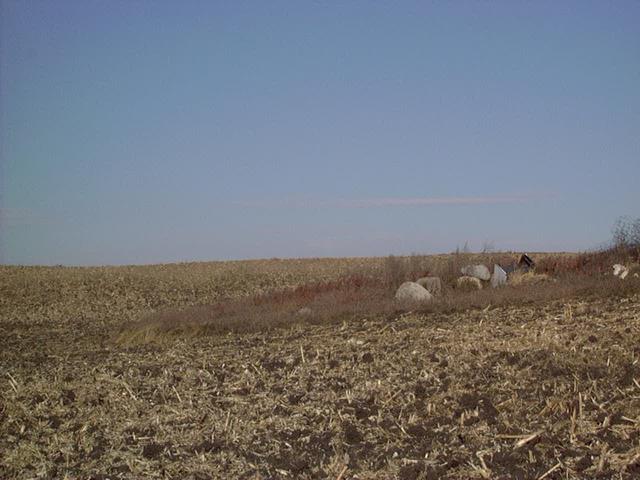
[1,253,640,479]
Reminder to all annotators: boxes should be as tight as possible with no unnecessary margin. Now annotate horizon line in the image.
[233,193,551,209]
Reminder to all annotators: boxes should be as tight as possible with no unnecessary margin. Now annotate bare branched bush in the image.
[612,216,640,259]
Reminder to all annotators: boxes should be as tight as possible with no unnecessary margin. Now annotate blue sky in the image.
[1,1,639,265]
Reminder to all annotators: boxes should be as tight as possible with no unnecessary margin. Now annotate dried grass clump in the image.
[508,271,554,286]
[116,274,395,345]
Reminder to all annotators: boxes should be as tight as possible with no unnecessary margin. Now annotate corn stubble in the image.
[1,254,640,479]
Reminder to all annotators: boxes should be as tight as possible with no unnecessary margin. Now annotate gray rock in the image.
[490,264,507,288]
[395,282,433,304]
[296,307,313,317]
[460,264,491,281]
[416,276,442,296]
[456,276,483,291]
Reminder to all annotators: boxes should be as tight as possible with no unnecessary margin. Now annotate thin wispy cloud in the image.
[333,195,540,208]
[234,194,549,209]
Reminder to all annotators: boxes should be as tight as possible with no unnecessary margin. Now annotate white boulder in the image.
[395,282,433,304]
[460,264,491,281]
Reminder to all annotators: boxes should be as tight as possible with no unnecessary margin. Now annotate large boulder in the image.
[460,264,491,281]
[416,276,442,296]
[490,264,507,288]
[456,276,483,291]
[395,282,433,304]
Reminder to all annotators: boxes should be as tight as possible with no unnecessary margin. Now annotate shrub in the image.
[612,216,640,248]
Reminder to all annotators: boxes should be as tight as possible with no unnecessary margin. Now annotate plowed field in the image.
[1,259,639,479]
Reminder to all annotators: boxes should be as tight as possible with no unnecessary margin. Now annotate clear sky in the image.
[1,1,639,265]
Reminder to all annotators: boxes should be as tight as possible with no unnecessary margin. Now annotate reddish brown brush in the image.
[117,273,395,343]
[118,254,640,345]
[251,274,379,306]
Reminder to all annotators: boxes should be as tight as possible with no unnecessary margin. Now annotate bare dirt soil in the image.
[1,258,639,479]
